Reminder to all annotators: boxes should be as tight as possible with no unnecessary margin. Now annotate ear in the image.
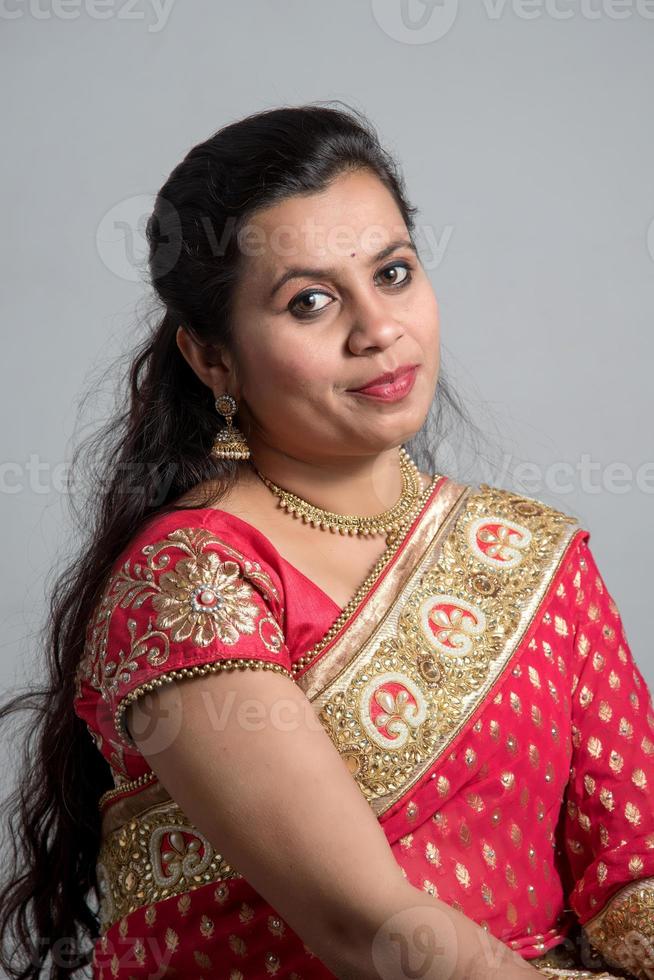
[176,325,236,396]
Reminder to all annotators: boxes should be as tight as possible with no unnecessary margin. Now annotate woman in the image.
[0,104,652,980]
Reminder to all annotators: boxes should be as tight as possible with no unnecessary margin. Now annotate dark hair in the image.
[0,100,492,977]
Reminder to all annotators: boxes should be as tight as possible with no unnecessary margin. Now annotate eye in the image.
[289,289,333,319]
[376,260,413,287]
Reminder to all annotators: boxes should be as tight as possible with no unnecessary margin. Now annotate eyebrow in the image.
[268,237,418,300]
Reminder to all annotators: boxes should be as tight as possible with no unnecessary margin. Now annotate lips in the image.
[349,363,419,392]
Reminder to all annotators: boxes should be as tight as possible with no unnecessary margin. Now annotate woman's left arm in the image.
[560,535,654,979]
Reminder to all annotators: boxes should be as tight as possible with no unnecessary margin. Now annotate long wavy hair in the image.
[0,100,495,977]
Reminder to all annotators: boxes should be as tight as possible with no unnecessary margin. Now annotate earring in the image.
[210,393,250,460]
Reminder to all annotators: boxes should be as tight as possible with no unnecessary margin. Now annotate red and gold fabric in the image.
[73,475,654,979]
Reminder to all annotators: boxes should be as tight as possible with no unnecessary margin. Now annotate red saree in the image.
[73,475,654,979]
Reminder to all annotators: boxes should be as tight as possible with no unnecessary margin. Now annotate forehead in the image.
[237,169,408,278]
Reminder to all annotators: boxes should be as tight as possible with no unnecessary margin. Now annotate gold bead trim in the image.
[99,769,159,811]
[114,659,293,749]
[291,474,442,677]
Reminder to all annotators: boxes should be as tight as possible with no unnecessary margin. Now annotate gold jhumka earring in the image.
[210,393,250,460]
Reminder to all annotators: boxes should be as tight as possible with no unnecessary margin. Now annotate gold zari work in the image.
[583,878,654,980]
[297,483,580,816]
[97,794,242,934]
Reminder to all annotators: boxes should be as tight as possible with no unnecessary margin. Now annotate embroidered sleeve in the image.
[74,522,294,752]
[560,537,654,979]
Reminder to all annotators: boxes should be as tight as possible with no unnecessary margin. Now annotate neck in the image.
[241,446,408,517]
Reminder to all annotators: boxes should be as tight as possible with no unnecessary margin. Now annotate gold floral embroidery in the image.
[584,877,654,979]
[304,484,580,816]
[97,794,243,934]
[75,526,291,747]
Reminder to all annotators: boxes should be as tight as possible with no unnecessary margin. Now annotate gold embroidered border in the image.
[583,877,654,980]
[96,792,243,935]
[299,483,581,817]
[535,971,622,978]
[296,477,471,699]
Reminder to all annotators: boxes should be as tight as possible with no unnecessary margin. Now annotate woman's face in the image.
[227,168,441,462]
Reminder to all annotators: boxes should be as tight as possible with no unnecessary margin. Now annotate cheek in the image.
[242,343,327,402]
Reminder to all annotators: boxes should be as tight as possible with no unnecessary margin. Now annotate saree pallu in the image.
[73,475,654,979]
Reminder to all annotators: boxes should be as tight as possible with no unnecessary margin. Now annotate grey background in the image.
[2,0,653,730]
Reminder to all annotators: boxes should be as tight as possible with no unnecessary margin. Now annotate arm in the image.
[559,536,654,979]
[127,667,542,980]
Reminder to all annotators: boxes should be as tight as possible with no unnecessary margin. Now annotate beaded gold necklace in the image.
[253,446,425,547]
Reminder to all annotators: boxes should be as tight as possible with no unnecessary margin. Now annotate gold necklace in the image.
[253,446,425,547]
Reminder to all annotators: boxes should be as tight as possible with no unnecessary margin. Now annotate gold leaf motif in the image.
[632,768,647,790]
[579,685,593,709]
[193,950,213,969]
[228,934,248,956]
[455,862,471,889]
[554,615,568,636]
[598,701,613,723]
[625,802,642,826]
[175,889,192,915]
[482,842,497,868]
[608,671,621,690]
[576,633,590,657]
[239,903,255,924]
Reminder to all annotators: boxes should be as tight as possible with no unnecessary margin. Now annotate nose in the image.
[346,292,405,356]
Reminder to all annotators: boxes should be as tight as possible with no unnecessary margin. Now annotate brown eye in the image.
[289,289,332,318]
[377,261,412,286]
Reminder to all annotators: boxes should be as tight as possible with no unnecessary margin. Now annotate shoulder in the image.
[74,506,294,754]
[119,506,286,615]
[451,479,589,566]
